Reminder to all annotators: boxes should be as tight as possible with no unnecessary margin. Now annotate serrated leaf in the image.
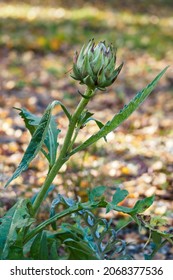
[4,104,53,188]
[77,208,128,259]
[15,107,61,166]
[5,100,70,188]
[70,67,168,156]
[0,199,34,259]
[14,107,40,134]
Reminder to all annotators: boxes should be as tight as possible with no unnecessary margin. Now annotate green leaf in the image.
[77,110,107,142]
[47,225,98,260]
[78,110,94,126]
[112,187,129,205]
[0,199,34,260]
[15,107,61,166]
[150,216,168,228]
[14,107,40,135]
[131,195,155,214]
[51,223,84,242]
[30,231,48,260]
[50,195,75,230]
[76,208,128,259]
[69,67,168,156]
[27,231,63,260]
[51,194,75,210]
[45,116,61,166]
[151,231,162,246]
[64,239,98,260]
[108,195,154,215]
[53,100,71,122]
[5,100,70,188]
[85,117,107,142]
[138,215,173,241]
[106,188,129,213]
[48,239,61,260]
[31,184,55,204]
[88,186,107,202]
[4,104,52,188]
[24,204,82,244]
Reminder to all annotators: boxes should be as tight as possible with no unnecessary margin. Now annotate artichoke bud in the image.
[71,39,123,90]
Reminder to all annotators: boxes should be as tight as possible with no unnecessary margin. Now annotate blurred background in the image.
[0,0,173,258]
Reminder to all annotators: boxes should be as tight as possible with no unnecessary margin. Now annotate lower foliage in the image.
[0,186,172,260]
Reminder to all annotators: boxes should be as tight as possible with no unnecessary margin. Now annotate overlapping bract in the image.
[71,39,123,90]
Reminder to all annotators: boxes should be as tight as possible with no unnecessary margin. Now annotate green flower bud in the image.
[71,39,123,90]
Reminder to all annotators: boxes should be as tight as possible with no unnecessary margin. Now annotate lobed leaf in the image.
[5,100,70,188]
[14,107,40,134]
[4,103,53,188]
[15,107,61,165]
[15,102,70,166]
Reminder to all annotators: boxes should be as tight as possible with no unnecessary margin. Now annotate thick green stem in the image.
[25,200,107,244]
[67,127,79,153]
[32,87,94,215]
[25,204,82,243]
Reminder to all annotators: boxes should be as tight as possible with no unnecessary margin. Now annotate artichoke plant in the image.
[71,39,123,90]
